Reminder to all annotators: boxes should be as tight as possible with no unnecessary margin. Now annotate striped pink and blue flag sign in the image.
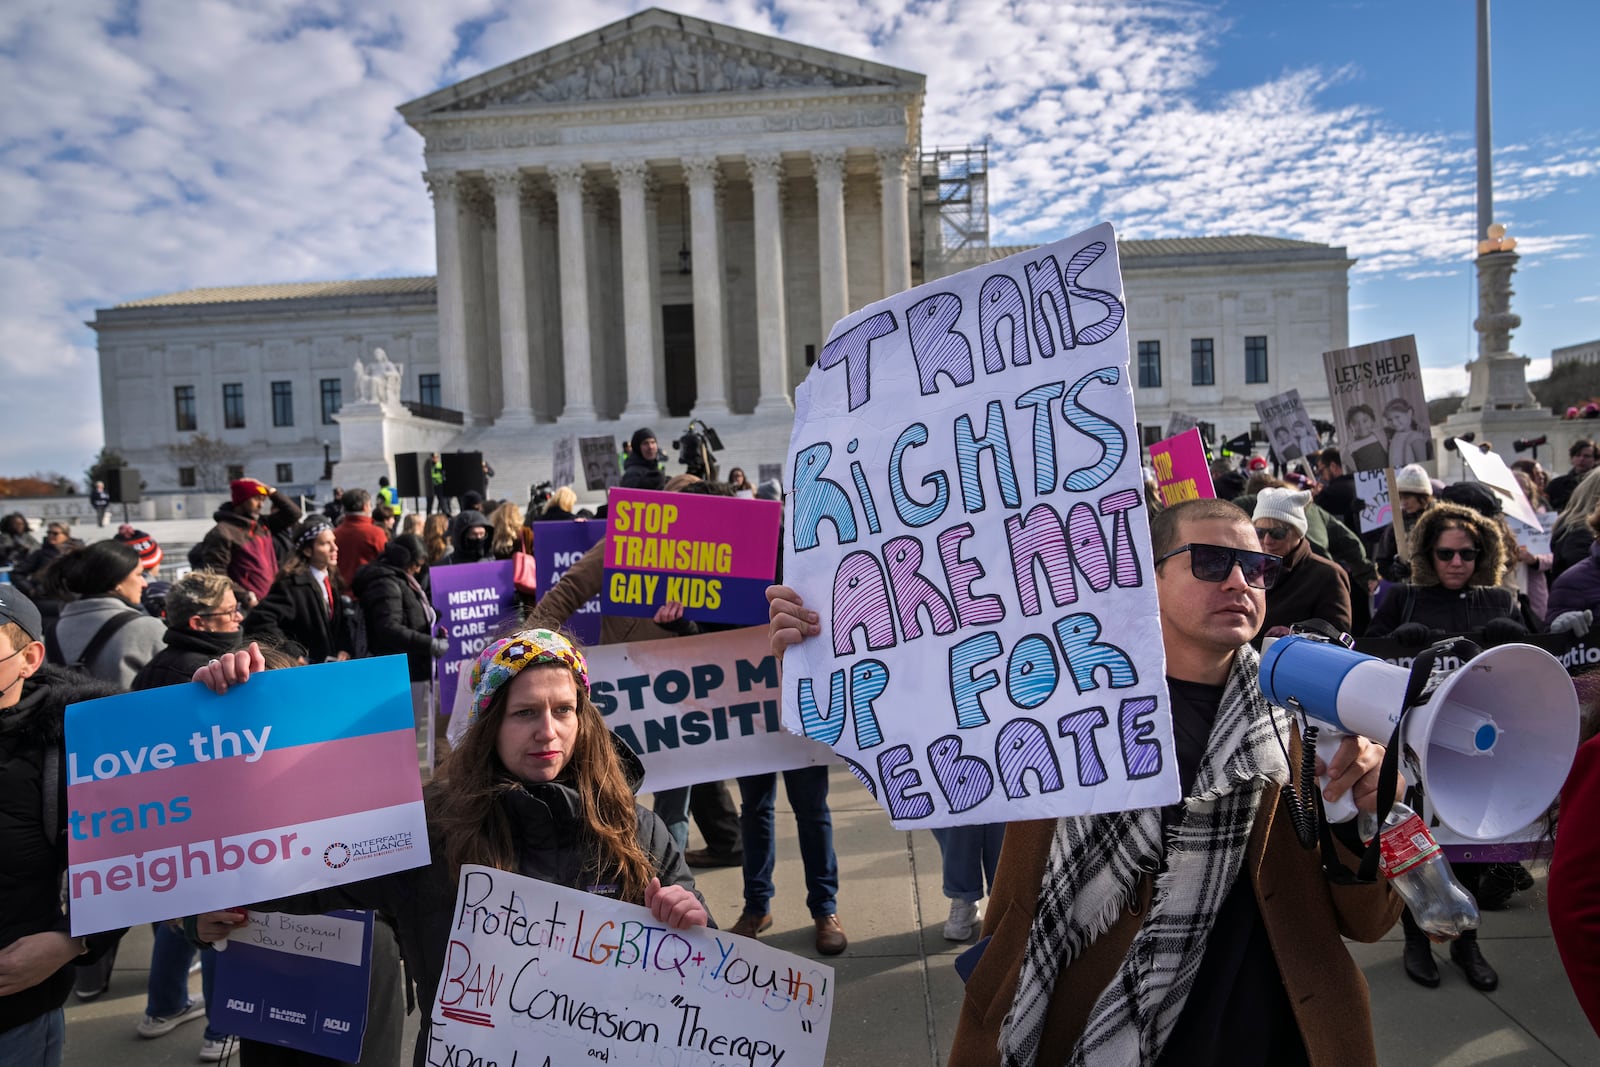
[64,655,429,935]
[602,488,781,625]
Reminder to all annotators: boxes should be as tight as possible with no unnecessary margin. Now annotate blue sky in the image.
[2,0,1596,477]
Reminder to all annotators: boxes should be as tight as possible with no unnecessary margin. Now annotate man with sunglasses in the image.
[770,498,1403,1067]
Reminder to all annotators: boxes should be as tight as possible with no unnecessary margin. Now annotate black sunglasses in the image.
[1155,543,1282,589]
[1434,547,1480,563]
[1254,525,1292,542]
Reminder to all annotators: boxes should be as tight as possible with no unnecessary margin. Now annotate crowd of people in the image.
[2,424,1598,1067]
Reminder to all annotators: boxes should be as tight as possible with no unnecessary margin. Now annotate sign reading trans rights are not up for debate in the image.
[780,222,1177,829]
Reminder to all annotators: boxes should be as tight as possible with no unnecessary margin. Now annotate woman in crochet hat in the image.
[188,629,708,1065]
[1251,486,1353,642]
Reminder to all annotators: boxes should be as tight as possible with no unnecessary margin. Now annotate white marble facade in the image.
[404,8,926,428]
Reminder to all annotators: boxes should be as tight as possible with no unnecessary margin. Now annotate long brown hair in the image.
[428,664,654,900]
[280,519,345,596]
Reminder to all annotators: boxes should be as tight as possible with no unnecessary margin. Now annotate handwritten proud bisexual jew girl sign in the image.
[779,223,1178,828]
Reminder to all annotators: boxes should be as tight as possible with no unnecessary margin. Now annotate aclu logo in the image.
[322,1018,352,1034]
[225,998,256,1013]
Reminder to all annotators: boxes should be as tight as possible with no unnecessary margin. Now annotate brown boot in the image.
[814,915,847,956]
[730,912,772,938]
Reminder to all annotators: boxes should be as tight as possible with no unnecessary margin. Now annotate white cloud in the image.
[3,0,1597,476]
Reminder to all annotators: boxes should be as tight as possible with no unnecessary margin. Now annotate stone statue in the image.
[354,348,405,407]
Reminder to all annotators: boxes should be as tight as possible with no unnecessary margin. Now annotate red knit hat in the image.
[1247,456,1268,471]
[231,478,270,505]
[113,524,163,571]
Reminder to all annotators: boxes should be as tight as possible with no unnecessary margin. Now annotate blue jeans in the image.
[737,767,838,918]
[0,1008,64,1067]
[653,787,692,851]
[931,823,1006,903]
[146,923,226,1042]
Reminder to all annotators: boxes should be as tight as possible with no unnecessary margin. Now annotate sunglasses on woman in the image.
[1434,547,1479,563]
[1154,543,1283,589]
[1254,525,1292,542]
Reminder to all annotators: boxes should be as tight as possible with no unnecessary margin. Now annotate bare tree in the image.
[168,433,242,492]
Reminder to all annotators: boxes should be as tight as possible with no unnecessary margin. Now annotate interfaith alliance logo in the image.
[322,833,414,869]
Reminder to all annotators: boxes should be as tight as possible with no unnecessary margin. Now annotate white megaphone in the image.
[1258,635,1580,839]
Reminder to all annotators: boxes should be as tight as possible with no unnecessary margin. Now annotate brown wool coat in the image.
[948,736,1401,1067]
[525,537,679,645]
[1257,535,1354,641]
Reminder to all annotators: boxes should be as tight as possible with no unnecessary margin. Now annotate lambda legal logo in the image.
[322,842,351,869]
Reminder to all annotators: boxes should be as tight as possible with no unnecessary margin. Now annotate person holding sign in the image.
[0,586,125,1066]
[189,628,708,1065]
[770,499,1404,1067]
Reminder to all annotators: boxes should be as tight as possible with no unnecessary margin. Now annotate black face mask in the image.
[458,533,490,562]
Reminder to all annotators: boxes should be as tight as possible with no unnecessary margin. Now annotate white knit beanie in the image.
[1395,463,1433,496]
[1254,487,1312,536]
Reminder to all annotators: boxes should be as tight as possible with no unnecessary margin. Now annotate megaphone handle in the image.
[1315,731,1358,823]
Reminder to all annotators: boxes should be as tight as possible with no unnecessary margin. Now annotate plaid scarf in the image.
[999,645,1291,1066]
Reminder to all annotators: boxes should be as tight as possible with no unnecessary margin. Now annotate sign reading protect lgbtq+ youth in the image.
[431,866,833,1067]
[64,656,428,935]
[779,223,1176,829]
[602,488,781,625]
[1146,428,1215,507]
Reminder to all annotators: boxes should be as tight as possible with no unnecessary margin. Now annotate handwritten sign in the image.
[64,657,428,935]
[578,434,621,491]
[587,627,835,793]
[430,560,518,722]
[1355,468,1393,534]
[779,223,1176,828]
[430,866,833,1066]
[1255,388,1320,464]
[1323,336,1433,472]
[602,488,781,625]
[1147,428,1215,506]
[552,435,577,489]
[213,910,374,1061]
[532,521,607,646]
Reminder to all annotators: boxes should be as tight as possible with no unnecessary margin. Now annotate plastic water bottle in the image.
[1358,802,1480,939]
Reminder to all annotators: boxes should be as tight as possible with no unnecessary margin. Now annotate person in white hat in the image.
[1373,463,1435,583]
[1252,486,1353,641]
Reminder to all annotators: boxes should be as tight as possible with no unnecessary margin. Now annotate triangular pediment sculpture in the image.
[401,7,919,117]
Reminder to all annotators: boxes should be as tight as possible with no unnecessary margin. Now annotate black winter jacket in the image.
[131,628,244,692]
[258,741,703,1067]
[1,666,125,1033]
[353,559,434,681]
[244,569,359,664]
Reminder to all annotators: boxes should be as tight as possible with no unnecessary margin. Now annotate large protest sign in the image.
[1452,440,1542,527]
[1322,336,1433,472]
[64,656,428,934]
[602,488,781,625]
[430,560,518,722]
[552,435,576,489]
[779,223,1176,829]
[213,910,374,1061]
[532,520,607,645]
[1355,468,1393,535]
[587,627,835,793]
[1255,389,1320,464]
[1147,428,1214,506]
[578,434,620,490]
[431,866,833,1066]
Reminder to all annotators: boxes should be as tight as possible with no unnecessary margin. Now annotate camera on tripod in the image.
[526,480,553,518]
[1513,435,1547,454]
[672,420,724,481]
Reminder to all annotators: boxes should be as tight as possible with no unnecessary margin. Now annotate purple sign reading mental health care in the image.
[532,520,607,646]
[428,560,517,722]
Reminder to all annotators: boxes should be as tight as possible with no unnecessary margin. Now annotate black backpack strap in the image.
[42,745,62,844]
[77,610,142,673]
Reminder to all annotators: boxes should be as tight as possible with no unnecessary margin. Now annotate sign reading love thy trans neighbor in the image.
[1147,428,1215,507]
[602,487,781,625]
[586,627,835,793]
[64,656,428,935]
[780,223,1176,829]
[431,865,832,1067]
[430,559,518,724]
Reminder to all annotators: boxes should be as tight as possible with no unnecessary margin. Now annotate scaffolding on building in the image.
[919,144,990,281]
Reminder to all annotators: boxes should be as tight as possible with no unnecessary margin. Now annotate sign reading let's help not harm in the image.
[780,223,1177,829]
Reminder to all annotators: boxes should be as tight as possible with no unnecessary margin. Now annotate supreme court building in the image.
[93,8,1352,496]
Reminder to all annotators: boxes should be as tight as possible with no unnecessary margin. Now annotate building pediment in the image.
[400,7,921,119]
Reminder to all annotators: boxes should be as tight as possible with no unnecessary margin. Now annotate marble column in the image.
[550,164,597,422]
[487,168,534,425]
[614,160,663,423]
[683,155,730,419]
[424,171,469,414]
[812,150,850,341]
[877,146,913,296]
[747,152,792,413]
